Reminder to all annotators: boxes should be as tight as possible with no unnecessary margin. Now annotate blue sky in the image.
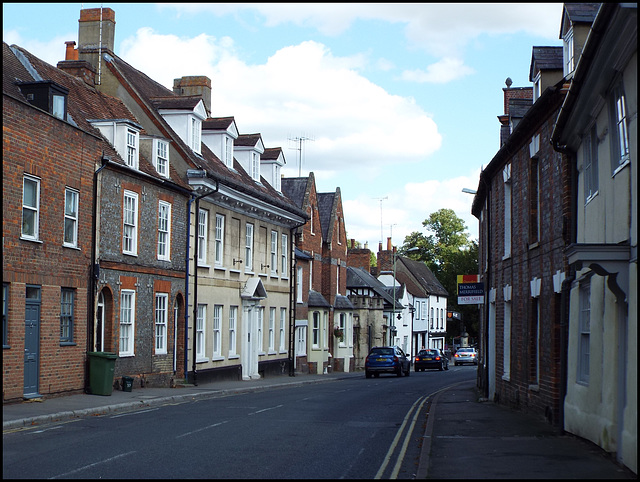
[3,3,564,248]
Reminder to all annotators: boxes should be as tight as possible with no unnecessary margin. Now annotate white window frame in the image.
[228,306,237,357]
[198,209,208,265]
[63,187,79,248]
[269,307,276,352]
[123,190,138,256]
[126,129,139,169]
[338,312,346,347]
[155,292,168,355]
[251,152,260,181]
[323,311,328,348]
[52,94,66,120]
[191,117,201,154]
[257,307,264,353]
[281,233,288,277]
[224,136,233,168]
[563,28,574,77]
[578,281,590,384]
[296,325,307,356]
[503,163,511,259]
[196,304,206,361]
[154,139,169,177]
[214,214,225,267]
[270,230,278,275]
[245,223,254,271]
[279,308,286,352]
[296,266,303,303]
[213,305,222,357]
[503,300,511,381]
[312,311,320,349]
[157,201,171,261]
[22,175,40,241]
[119,290,135,356]
[273,164,281,191]
[610,83,630,173]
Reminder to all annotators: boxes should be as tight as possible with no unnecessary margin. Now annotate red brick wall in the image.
[3,95,101,401]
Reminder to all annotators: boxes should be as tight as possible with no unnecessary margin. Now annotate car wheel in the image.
[439,362,444,371]
[397,367,403,377]
[445,363,449,371]
[366,370,372,379]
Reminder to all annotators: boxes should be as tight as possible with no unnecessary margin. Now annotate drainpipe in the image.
[188,171,218,386]
[87,155,110,392]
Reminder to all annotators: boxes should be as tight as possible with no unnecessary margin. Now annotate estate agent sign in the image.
[457,274,484,305]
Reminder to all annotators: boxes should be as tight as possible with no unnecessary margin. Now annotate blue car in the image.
[365,346,411,378]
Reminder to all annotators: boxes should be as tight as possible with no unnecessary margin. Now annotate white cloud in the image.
[401,57,475,84]
[3,29,74,67]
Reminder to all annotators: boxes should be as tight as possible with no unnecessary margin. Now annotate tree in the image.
[401,209,479,342]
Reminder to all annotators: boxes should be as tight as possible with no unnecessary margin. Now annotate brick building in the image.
[471,47,570,424]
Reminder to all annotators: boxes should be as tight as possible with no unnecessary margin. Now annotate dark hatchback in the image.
[414,349,449,371]
[365,346,411,378]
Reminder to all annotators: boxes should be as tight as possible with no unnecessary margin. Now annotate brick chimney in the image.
[57,41,96,86]
[377,237,395,274]
[173,76,212,115]
[77,7,116,85]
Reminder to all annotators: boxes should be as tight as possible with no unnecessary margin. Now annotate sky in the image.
[3,3,565,249]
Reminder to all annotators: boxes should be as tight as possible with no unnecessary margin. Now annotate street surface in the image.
[3,367,476,479]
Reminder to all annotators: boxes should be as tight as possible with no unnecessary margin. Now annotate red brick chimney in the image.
[57,41,96,86]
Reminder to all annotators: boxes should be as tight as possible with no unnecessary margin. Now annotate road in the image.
[3,366,476,479]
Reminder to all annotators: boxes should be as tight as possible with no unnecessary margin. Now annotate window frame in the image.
[312,311,320,349]
[563,27,574,77]
[245,223,254,271]
[119,289,136,356]
[213,305,222,357]
[22,175,40,241]
[126,129,139,169]
[270,230,278,276]
[503,163,512,259]
[63,187,79,248]
[610,82,630,174]
[196,304,206,361]
[279,308,286,352]
[122,190,139,256]
[269,307,276,352]
[2,283,8,348]
[228,306,237,357]
[281,233,289,278]
[257,307,264,353]
[584,124,599,203]
[577,281,590,384]
[198,208,208,265]
[157,201,171,261]
[154,139,169,177]
[215,214,225,267]
[155,292,168,355]
[60,288,75,344]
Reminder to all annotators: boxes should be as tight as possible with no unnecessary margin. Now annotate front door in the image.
[241,302,260,380]
[24,285,41,397]
[95,291,104,352]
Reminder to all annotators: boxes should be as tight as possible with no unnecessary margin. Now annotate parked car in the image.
[365,346,411,378]
[453,347,478,366]
[414,349,449,371]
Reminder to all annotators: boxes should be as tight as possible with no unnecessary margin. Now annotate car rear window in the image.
[459,348,473,353]
[425,350,438,356]
[370,348,393,356]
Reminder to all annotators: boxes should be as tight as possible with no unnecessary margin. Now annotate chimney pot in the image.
[64,41,78,61]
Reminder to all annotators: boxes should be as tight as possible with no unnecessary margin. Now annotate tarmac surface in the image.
[3,372,635,479]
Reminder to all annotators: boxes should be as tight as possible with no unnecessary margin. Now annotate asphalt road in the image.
[2,367,476,479]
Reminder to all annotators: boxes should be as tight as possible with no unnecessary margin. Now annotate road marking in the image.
[110,408,159,418]
[175,420,228,438]
[248,404,283,415]
[50,450,137,479]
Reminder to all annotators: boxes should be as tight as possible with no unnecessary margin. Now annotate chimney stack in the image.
[58,41,96,86]
[78,8,116,54]
[65,41,79,61]
[173,76,212,116]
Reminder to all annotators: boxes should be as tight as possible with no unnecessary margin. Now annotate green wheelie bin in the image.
[88,352,118,396]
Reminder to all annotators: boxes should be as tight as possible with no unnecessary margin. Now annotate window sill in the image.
[211,356,225,362]
[502,374,510,382]
[63,244,81,250]
[60,342,77,347]
[528,384,539,392]
[197,263,211,269]
[585,191,599,206]
[528,242,539,250]
[196,357,209,363]
[228,354,239,360]
[612,158,630,177]
[267,350,277,355]
[213,266,226,273]
[20,237,43,244]
[502,253,511,261]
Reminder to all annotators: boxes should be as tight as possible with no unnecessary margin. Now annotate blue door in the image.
[24,285,40,397]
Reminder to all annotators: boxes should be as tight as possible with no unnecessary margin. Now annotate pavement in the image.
[3,373,635,479]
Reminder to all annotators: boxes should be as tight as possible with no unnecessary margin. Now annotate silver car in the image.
[453,347,478,366]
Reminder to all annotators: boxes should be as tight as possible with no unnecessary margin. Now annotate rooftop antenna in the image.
[373,196,388,245]
[288,134,314,176]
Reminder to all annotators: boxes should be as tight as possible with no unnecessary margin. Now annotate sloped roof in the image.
[308,290,331,308]
[317,191,336,241]
[235,133,262,147]
[347,266,401,308]
[262,147,283,161]
[151,95,202,111]
[103,53,306,218]
[281,177,310,209]
[334,294,355,310]
[202,116,235,130]
[4,43,191,189]
[396,256,448,297]
[530,46,563,80]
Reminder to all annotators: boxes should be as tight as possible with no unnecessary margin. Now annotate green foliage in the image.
[401,208,479,340]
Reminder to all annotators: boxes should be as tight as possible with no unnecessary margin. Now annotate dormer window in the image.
[224,136,233,168]
[154,139,169,177]
[191,117,201,154]
[533,71,542,101]
[273,164,281,191]
[18,81,68,121]
[563,28,574,77]
[126,129,138,169]
[251,152,260,181]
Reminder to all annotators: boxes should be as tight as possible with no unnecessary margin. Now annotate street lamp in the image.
[462,188,477,194]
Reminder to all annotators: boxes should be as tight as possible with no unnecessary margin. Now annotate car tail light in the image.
[393,356,399,363]
[454,354,459,357]
[415,357,421,362]
[365,356,370,363]
[435,356,440,360]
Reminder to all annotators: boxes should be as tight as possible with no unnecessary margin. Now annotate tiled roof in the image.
[104,54,306,217]
[509,98,532,119]
[317,191,335,241]
[531,46,563,71]
[565,3,601,23]
[262,147,283,161]
[151,95,202,110]
[308,290,331,308]
[235,133,262,147]
[347,266,400,307]
[397,256,448,297]
[203,117,235,130]
[334,295,355,310]
[281,177,309,208]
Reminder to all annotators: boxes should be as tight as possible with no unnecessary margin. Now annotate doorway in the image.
[24,285,41,397]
